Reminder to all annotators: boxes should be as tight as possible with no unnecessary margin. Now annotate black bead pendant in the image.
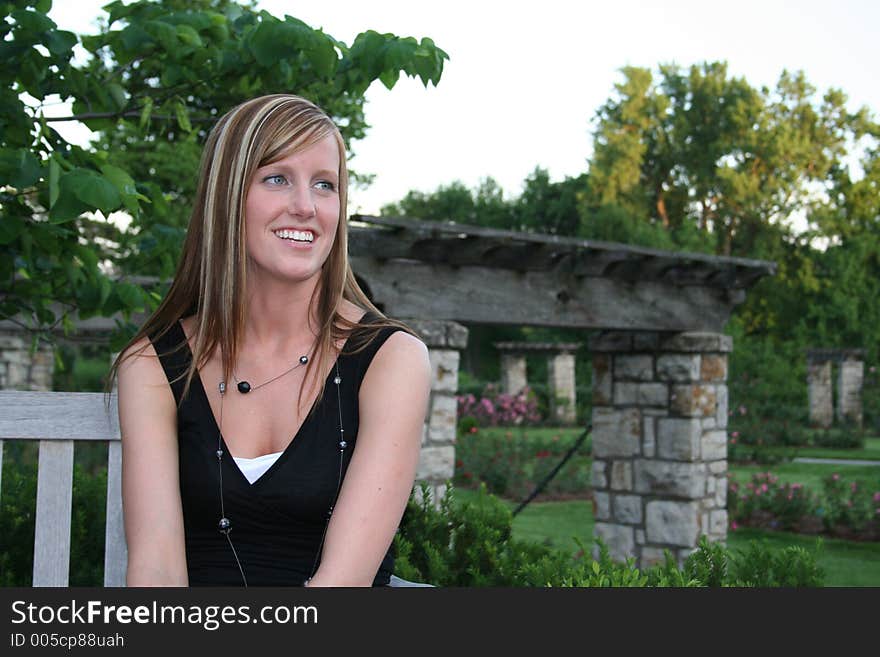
[237,381,251,394]
[218,517,232,534]
[299,355,308,365]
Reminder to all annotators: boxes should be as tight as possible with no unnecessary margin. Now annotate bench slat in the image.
[33,439,74,586]
[0,391,119,441]
[104,440,127,586]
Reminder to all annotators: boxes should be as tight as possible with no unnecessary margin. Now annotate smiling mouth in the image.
[273,229,315,243]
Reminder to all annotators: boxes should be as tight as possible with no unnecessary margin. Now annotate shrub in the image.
[821,474,880,536]
[396,484,825,587]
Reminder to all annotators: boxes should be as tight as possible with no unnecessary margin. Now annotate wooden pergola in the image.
[349,215,775,330]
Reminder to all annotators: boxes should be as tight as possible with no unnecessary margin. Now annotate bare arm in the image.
[117,337,188,586]
[305,331,431,586]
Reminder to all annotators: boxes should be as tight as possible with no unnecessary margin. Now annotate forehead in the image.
[261,132,341,170]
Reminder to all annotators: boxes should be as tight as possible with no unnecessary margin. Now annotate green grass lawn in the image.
[791,437,880,461]
[452,486,880,586]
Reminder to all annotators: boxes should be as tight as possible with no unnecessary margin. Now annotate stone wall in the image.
[0,330,54,391]
[404,319,468,506]
[500,353,527,395]
[590,331,731,568]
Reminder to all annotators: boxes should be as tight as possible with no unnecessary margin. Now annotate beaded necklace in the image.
[215,359,347,587]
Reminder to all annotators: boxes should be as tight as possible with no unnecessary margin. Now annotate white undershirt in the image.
[232,451,283,484]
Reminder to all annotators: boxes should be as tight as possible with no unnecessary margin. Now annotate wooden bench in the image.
[0,390,430,587]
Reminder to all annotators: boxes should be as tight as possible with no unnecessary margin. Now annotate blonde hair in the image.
[109,94,411,406]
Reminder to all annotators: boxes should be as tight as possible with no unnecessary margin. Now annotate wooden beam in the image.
[352,257,735,331]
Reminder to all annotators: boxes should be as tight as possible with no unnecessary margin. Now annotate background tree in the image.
[0,0,448,349]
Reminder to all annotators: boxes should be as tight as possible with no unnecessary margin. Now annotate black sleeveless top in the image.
[150,311,403,586]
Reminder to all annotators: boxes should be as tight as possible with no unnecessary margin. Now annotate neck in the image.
[241,273,325,357]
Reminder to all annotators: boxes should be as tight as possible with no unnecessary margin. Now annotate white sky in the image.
[50,0,880,215]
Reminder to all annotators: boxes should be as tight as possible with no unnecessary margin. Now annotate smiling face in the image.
[243,134,342,290]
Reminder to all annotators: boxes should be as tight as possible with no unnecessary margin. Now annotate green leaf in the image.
[379,69,400,90]
[308,36,338,77]
[0,215,26,245]
[107,83,127,111]
[11,9,56,35]
[99,164,137,196]
[45,30,77,57]
[175,24,203,48]
[174,101,192,133]
[48,157,60,207]
[52,168,121,221]
[0,148,42,189]
[115,282,145,311]
[139,96,154,129]
[144,19,179,54]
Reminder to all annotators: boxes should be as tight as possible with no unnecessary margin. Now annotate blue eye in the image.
[315,180,336,192]
[263,174,287,185]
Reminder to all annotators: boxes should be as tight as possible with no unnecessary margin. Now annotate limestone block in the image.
[670,384,717,417]
[610,461,633,491]
[708,461,726,476]
[614,355,654,381]
[645,501,700,546]
[591,407,641,458]
[614,382,668,407]
[592,354,612,405]
[593,491,610,520]
[592,522,635,562]
[406,319,468,349]
[702,417,717,430]
[591,460,608,489]
[714,479,727,507]
[715,385,728,428]
[429,349,459,392]
[635,460,707,498]
[658,333,733,354]
[415,445,455,480]
[701,430,727,461]
[613,494,643,524]
[701,355,728,382]
[428,393,457,444]
[642,417,656,457]
[656,355,701,382]
[707,476,716,495]
[0,333,26,349]
[709,510,728,536]
[421,424,429,446]
[656,418,702,461]
[636,529,645,545]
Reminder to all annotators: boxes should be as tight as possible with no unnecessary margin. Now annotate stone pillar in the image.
[500,353,527,395]
[590,331,731,569]
[0,330,54,391]
[837,357,864,428]
[404,319,468,506]
[548,351,577,425]
[807,358,833,429]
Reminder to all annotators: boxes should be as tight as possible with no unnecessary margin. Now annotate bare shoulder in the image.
[117,334,173,406]
[364,330,430,386]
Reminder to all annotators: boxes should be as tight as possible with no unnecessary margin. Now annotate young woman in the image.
[110,94,431,586]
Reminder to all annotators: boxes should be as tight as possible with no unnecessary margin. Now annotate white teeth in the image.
[274,229,314,242]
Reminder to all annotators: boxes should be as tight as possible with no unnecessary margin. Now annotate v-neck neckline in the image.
[184,311,372,489]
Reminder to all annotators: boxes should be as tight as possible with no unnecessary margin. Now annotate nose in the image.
[287,185,316,218]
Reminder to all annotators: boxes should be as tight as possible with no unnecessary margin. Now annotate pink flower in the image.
[851,482,858,492]
[731,431,739,438]
[738,405,747,415]
[730,438,737,445]
[730,521,738,531]
[832,473,840,481]
[873,492,880,503]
